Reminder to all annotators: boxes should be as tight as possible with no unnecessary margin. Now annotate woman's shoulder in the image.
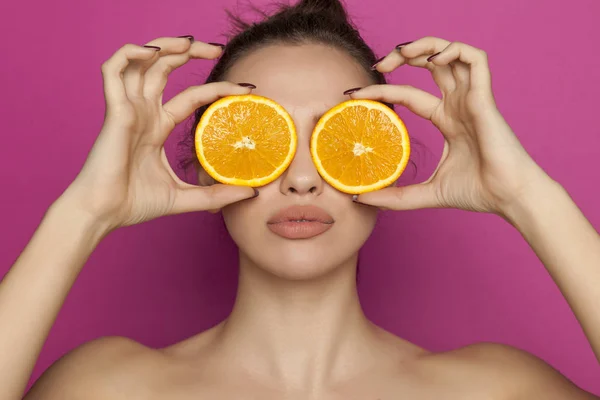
[414,342,594,399]
[25,336,161,400]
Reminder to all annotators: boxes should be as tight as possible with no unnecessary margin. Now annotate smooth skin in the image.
[0,35,599,399]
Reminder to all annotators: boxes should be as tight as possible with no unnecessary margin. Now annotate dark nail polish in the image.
[252,188,259,198]
[237,83,257,89]
[427,52,441,62]
[177,35,195,43]
[395,41,414,50]
[370,56,385,70]
[343,87,362,95]
[143,45,161,51]
[207,42,226,49]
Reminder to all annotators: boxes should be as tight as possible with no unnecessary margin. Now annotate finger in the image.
[398,54,471,92]
[397,36,451,59]
[354,183,440,211]
[427,41,492,92]
[159,145,256,215]
[373,46,456,93]
[100,44,161,108]
[162,81,255,126]
[349,84,440,121]
[144,40,225,100]
[449,62,471,90]
[172,183,258,214]
[397,37,457,82]
[397,37,456,92]
[122,36,196,99]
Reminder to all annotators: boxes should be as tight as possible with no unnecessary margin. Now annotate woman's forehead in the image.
[224,43,372,113]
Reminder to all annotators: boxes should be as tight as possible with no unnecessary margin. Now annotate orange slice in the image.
[310,99,410,194]
[195,94,297,187]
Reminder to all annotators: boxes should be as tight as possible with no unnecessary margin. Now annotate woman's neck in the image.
[215,252,384,390]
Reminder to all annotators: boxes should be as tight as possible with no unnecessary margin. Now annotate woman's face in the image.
[204,43,379,280]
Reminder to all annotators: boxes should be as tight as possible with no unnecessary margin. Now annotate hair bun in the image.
[293,0,348,22]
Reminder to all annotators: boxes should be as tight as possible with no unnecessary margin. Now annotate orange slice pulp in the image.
[310,99,410,194]
[194,94,297,187]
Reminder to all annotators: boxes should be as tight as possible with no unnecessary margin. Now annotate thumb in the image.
[172,184,258,214]
[354,183,439,211]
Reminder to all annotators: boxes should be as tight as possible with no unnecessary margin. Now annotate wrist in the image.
[49,190,116,241]
[499,174,566,228]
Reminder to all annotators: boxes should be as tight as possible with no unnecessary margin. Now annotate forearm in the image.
[503,177,600,364]
[0,195,110,400]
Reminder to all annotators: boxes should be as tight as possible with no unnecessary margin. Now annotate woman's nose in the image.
[279,140,324,196]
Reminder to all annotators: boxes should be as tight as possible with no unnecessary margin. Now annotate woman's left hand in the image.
[351,36,551,216]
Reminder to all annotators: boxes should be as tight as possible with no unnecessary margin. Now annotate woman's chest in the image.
[138,371,510,400]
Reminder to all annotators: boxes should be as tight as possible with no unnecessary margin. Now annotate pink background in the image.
[1,0,599,394]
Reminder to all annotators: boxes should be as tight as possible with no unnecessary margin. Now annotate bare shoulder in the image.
[25,336,160,400]
[420,342,598,399]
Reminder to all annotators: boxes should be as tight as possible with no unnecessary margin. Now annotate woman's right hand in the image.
[62,36,257,230]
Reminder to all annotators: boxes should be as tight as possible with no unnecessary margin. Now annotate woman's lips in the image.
[267,221,333,239]
[267,205,334,239]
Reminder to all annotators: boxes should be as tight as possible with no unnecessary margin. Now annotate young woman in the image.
[2,0,599,398]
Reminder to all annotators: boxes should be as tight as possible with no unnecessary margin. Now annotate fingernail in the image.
[343,87,362,96]
[237,83,257,89]
[177,35,195,43]
[370,56,385,70]
[143,45,161,51]
[395,41,414,50]
[352,195,359,202]
[252,188,259,198]
[208,42,226,49]
[427,52,441,62]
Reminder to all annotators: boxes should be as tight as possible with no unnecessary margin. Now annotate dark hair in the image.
[178,0,394,171]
